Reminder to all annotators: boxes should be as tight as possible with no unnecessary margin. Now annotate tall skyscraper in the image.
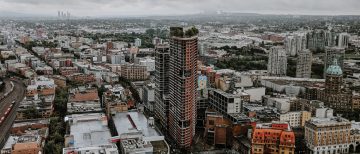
[267,46,287,76]
[324,47,345,77]
[154,44,170,132]
[168,27,198,149]
[338,33,350,48]
[296,49,312,78]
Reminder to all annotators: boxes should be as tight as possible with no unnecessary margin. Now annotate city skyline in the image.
[1,0,360,17]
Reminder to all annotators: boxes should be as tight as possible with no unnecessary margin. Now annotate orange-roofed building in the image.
[251,122,295,154]
[69,89,99,102]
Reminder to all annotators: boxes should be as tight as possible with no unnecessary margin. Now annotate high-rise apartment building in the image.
[325,31,336,47]
[323,47,345,77]
[285,36,297,56]
[168,27,198,149]
[154,44,170,131]
[285,33,307,57]
[267,46,287,76]
[296,49,312,78]
[338,33,350,48]
[307,30,326,51]
[295,33,307,53]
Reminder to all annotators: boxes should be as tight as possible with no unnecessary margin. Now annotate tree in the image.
[184,27,199,37]
[146,29,156,37]
[23,107,41,119]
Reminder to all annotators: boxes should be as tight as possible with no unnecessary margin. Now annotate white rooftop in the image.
[308,117,350,126]
[113,111,160,137]
[67,113,111,148]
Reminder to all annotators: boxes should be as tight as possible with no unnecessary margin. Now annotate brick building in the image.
[168,27,198,149]
[251,122,295,154]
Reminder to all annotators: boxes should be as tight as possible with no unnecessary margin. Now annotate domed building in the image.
[324,59,343,94]
[317,58,352,112]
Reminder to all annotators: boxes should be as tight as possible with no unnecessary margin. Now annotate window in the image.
[209,120,214,125]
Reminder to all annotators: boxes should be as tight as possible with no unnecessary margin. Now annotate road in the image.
[0,78,26,148]
[0,79,12,97]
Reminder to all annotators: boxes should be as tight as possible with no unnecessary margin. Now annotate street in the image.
[0,79,26,148]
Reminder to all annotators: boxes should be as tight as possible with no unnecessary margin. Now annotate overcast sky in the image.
[1,0,360,17]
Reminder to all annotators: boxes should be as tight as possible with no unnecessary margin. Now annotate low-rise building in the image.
[279,111,311,128]
[120,64,148,80]
[63,113,118,153]
[67,87,101,113]
[102,72,119,83]
[305,115,351,154]
[138,57,155,72]
[111,111,169,154]
[67,73,96,84]
[59,67,78,76]
[209,89,243,115]
[1,120,49,154]
[263,95,296,114]
[252,122,295,154]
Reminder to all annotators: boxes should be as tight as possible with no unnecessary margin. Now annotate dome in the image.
[326,58,342,75]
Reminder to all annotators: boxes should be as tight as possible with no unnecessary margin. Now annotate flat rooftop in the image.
[308,117,351,126]
[63,144,118,154]
[12,119,48,128]
[113,111,160,137]
[67,113,112,148]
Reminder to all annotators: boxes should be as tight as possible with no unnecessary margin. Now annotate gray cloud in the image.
[0,0,360,17]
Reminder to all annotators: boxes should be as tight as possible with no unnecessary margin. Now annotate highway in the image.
[0,78,26,148]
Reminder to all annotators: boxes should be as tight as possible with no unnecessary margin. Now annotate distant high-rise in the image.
[106,41,113,54]
[154,44,170,132]
[296,49,312,78]
[285,36,296,56]
[168,27,198,149]
[285,33,307,56]
[307,30,326,51]
[152,37,163,45]
[338,33,350,48]
[325,31,336,47]
[324,47,345,77]
[134,38,142,47]
[295,33,307,54]
[267,46,287,76]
